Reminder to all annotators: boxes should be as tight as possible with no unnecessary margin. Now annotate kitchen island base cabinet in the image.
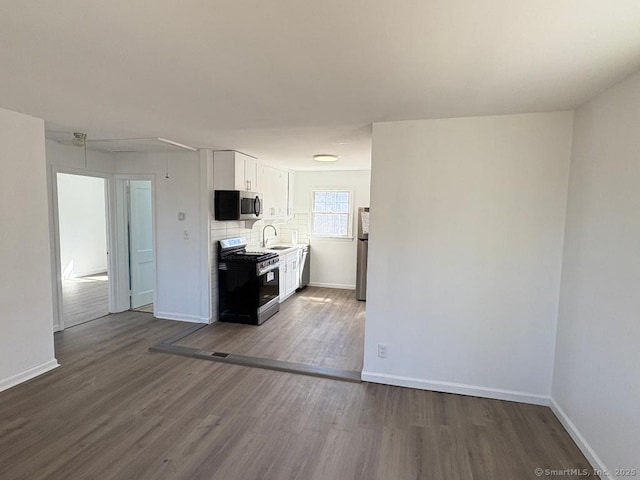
[279,250,299,302]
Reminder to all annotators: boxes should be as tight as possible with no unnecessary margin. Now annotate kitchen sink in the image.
[268,245,294,250]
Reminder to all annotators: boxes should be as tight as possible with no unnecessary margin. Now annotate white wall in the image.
[552,72,640,477]
[114,151,210,322]
[45,138,115,174]
[293,170,371,288]
[364,112,573,403]
[57,173,107,277]
[0,107,58,392]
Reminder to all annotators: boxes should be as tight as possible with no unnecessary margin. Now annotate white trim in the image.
[155,311,208,324]
[49,167,114,331]
[111,178,132,312]
[68,267,109,278]
[112,174,157,314]
[308,282,356,290]
[0,359,60,393]
[549,398,610,480]
[198,150,213,324]
[361,371,551,406]
[310,187,354,238]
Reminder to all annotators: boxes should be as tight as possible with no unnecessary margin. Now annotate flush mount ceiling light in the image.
[313,154,339,162]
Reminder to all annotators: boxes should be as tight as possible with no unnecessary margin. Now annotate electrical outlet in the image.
[377,344,388,359]
[183,229,190,240]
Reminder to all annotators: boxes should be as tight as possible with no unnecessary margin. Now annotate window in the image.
[311,189,353,237]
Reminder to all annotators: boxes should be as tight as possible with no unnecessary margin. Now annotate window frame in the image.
[309,188,354,239]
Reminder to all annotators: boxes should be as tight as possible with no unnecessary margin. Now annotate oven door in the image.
[217,261,279,325]
[257,263,279,308]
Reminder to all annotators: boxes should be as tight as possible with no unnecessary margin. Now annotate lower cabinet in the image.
[279,250,299,302]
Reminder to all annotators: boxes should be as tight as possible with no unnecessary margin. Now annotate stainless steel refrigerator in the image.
[356,207,369,301]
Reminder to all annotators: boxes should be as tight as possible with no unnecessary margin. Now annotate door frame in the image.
[113,174,157,315]
[50,166,115,331]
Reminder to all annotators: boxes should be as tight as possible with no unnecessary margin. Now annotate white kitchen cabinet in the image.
[286,252,299,297]
[213,150,261,192]
[275,169,288,217]
[278,250,299,302]
[262,165,278,218]
[244,156,260,192]
[287,171,295,217]
[278,257,286,302]
[262,164,290,219]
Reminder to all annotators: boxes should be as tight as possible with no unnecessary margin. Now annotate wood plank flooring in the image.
[132,303,154,314]
[176,287,365,372]
[61,272,109,327]
[0,312,592,479]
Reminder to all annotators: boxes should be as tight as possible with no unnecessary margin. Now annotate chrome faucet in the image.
[262,224,277,247]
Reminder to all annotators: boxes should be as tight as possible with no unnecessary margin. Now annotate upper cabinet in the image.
[213,150,262,192]
[262,165,294,219]
[287,171,295,217]
[244,156,260,192]
[213,151,294,219]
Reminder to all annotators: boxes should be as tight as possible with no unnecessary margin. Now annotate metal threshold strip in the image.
[149,325,362,384]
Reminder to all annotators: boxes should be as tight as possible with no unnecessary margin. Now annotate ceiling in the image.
[1,1,640,170]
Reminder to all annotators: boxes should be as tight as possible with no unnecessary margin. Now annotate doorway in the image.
[126,180,155,313]
[56,173,110,328]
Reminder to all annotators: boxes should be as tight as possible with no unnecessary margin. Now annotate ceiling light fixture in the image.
[73,132,88,168]
[313,154,339,162]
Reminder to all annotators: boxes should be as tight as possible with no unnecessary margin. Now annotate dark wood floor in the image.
[177,287,365,371]
[0,312,592,479]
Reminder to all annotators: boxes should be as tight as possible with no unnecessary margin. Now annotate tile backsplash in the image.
[210,214,309,248]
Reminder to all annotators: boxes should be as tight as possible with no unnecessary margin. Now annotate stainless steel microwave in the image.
[214,190,263,220]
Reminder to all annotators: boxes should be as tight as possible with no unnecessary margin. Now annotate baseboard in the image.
[361,371,550,406]
[550,398,609,480]
[308,282,356,290]
[0,359,60,393]
[155,311,208,324]
[279,291,296,302]
[71,267,108,278]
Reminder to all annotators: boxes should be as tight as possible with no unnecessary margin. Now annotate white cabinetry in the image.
[287,171,295,217]
[279,250,299,302]
[262,164,292,219]
[286,252,299,297]
[213,150,261,192]
[244,156,260,192]
[275,168,288,217]
[262,165,278,218]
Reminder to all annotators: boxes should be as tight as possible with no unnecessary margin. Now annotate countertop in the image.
[250,244,303,255]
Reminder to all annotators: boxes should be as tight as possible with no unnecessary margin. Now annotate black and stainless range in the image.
[217,237,280,325]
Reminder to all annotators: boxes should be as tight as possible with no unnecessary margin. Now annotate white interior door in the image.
[129,180,154,308]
